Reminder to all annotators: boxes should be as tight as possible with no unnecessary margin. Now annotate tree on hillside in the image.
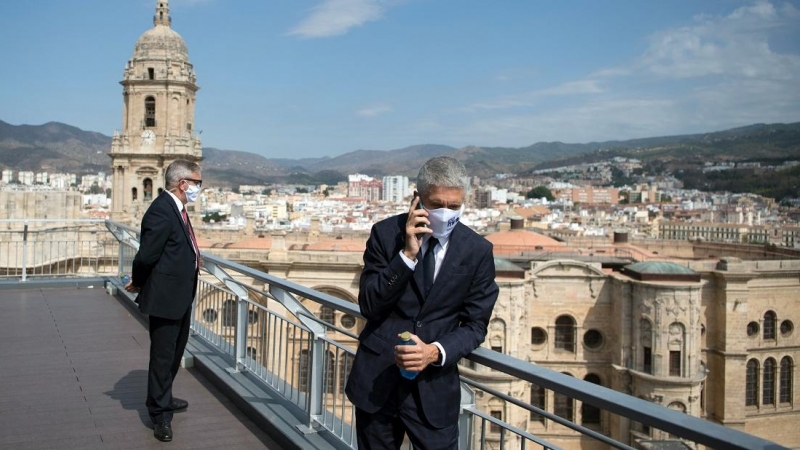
[526,186,555,201]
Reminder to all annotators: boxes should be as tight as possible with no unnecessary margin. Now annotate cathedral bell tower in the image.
[109,0,202,221]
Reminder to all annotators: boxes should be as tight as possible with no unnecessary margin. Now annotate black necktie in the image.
[423,237,439,294]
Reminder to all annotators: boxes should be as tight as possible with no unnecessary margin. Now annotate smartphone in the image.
[414,192,426,229]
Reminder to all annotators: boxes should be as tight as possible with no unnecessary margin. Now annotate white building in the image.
[382,175,409,204]
[18,171,34,185]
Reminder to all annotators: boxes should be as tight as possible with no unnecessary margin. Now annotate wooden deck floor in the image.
[0,284,280,449]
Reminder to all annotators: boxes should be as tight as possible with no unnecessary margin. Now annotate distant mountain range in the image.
[1,119,799,189]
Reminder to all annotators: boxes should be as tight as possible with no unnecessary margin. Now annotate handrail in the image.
[466,349,784,450]
[4,219,786,450]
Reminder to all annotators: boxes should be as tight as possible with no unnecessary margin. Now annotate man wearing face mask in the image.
[346,156,499,449]
[124,159,203,442]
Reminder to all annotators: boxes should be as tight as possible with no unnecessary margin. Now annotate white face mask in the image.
[185,183,201,203]
[424,204,464,239]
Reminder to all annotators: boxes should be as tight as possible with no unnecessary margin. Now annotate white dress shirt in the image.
[399,234,450,366]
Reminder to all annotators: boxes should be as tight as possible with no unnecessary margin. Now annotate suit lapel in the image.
[419,224,469,315]
[163,192,192,246]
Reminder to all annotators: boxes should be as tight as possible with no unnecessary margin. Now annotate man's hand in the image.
[403,195,431,261]
[394,332,440,374]
[124,280,140,293]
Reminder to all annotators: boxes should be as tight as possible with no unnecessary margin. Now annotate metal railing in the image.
[3,219,787,450]
[0,219,116,280]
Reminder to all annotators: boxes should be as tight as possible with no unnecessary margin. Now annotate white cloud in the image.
[357,104,393,117]
[288,0,387,38]
[640,0,800,79]
[445,1,800,146]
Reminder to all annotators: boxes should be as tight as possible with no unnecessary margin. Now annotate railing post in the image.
[459,382,476,450]
[117,233,125,277]
[305,334,325,432]
[200,260,252,374]
[269,285,326,434]
[21,221,28,282]
[232,295,248,372]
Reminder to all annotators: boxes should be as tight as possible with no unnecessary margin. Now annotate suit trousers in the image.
[355,378,458,450]
[146,305,192,424]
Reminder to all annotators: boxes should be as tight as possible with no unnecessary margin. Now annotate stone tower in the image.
[109,0,202,222]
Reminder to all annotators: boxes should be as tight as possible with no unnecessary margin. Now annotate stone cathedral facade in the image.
[109,0,202,221]
[194,229,800,449]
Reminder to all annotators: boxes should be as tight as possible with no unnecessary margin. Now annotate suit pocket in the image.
[359,331,390,355]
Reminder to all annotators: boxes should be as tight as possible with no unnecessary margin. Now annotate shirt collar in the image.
[166,190,184,212]
[425,233,450,249]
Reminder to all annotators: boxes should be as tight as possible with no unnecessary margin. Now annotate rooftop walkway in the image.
[0,280,280,449]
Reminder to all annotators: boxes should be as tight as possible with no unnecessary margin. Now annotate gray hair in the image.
[165,159,201,190]
[417,156,469,197]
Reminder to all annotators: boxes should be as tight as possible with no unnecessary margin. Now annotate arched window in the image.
[489,318,506,354]
[780,357,793,404]
[299,350,309,392]
[131,187,138,201]
[554,373,574,421]
[555,315,576,353]
[145,96,156,127]
[143,178,153,201]
[763,358,776,405]
[669,323,685,377]
[318,306,334,325]
[339,352,354,393]
[222,300,237,327]
[641,319,653,374]
[530,383,545,423]
[764,311,777,340]
[246,346,258,362]
[668,402,686,413]
[488,397,504,433]
[746,359,759,406]
[582,374,602,425]
[324,351,335,394]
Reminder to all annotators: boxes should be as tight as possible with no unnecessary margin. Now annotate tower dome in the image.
[133,25,189,63]
[130,1,188,63]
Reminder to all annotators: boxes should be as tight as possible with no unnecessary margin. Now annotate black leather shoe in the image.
[154,422,173,442]
[169,397,188,413]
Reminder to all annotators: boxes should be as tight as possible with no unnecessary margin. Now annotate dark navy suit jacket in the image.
[132,191,199,320]
[345,213,499,428]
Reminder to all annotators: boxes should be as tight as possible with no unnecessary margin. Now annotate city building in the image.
[194,224,799,448]
[346,174,382,202]
[382,175,409,203]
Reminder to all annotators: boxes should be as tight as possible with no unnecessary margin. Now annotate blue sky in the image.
[1,0,799,159]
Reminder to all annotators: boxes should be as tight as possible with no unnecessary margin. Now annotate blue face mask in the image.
[185,184,201,203]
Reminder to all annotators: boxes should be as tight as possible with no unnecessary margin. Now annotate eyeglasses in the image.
[182,178,202,188]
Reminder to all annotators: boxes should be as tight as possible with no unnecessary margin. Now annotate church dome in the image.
[133,25,189,62]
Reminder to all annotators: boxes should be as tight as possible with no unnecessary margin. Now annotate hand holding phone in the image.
[404,192,430,259]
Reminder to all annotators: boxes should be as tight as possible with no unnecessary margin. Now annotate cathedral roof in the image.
[132,2,188,63]
[621,261,700,282]
[133,25,189,62]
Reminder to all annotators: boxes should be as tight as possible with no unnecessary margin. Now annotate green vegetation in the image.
[526,186,555,201]
[202,211,226,223]
[678,167,800,201]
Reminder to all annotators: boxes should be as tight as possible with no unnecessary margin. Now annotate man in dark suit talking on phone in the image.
[124,159,202,442]
[346,156,499,449]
